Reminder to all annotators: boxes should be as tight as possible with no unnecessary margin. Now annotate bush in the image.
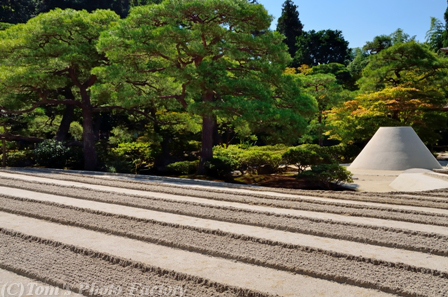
[34,140,71,168]
[239,150,282,174]
[166,160,199,175]
[213,144,287,174]
[109,142,153,173]
[282,144,333,174]
[301,163,353,188]
[1,150,34,167]
[205,156,238,180]
[325,144,361,163]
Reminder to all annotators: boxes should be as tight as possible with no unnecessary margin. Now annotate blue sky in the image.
[257,0,447,49]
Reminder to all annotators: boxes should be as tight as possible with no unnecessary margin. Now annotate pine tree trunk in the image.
[80,88,97,171]
[55,105,75,141]
[198,91,215,174]
[2,139,6,167]
[198,113,215,174]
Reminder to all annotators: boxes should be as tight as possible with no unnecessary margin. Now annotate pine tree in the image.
[276,0,303,60]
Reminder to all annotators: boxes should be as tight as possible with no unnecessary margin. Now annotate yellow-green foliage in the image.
[213,144,288,174]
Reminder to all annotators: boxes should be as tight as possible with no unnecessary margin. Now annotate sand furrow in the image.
[0,228,273,297]
[4,168,448,208]
[0,213,396,297]
[0,205,447,297]
[1,182,448,255]
[0,268,84,297]
[1,174,448,228]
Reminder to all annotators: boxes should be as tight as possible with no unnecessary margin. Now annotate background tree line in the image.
[0,0,447,182]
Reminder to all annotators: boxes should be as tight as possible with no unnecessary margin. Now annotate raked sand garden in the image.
[0,168,447,296]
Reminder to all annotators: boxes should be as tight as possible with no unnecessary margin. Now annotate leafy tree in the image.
[347,48,370,85]
[0,0,36,24]
[363,35,393,55]
[299,73,346,145]
[390,28,415,45]
[295,29,351,66]
[311,62,355,90]
[426,17,448,52]
[276,0,303,61]
[35,0,131,18]
[328,41,448,144]
[0,9,120,170]
[98,0,316,173]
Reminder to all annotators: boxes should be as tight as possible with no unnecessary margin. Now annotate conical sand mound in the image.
[349,127,442,171]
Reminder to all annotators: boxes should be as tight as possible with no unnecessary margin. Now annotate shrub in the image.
[110,142,153,173]
[239,150,282,174]
[34,140,71,168]
[282,144,332,174]
[214,144,287,174]
[205,156,238,180]
[325,144,361,163]
[166,160,199,175]
[301,163,353,188]
[1,150,34,167]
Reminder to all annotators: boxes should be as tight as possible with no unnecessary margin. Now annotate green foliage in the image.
[166,160,199,175]
[0,0,36,24]
[204,157,237,180]
[301,163,353,188]
[98,0,317,169]
[276,0,303,61]
[363,35,393,54]
[325,144,362,163]
[282,144,331,174]
[110,142,153,173]
[329,41,448,145]
[2,150,33,167]
[0,23,11,30]
[282,144,352,187]
[214,144,287,174]
[34,140,71,168]
[298,73,347,145]
[426,17,448,52]
[295,29,351,66]
[0,8,120,170]
[347,48,370,83]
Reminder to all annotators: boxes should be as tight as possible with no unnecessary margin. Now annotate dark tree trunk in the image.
[80,86,97,171]
[198,91,216,174]
[318,113,324,147]
[198,115,216,174]
[2,139,6,167]
[55,105,75,141]
[81,106,97,171]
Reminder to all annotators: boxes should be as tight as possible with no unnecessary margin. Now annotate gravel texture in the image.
[1,169,448,297]
[0,228,274,297]
[5,168,448,206]
[1,198,448,297]
[1,178,448,256]
[1,174,448,227]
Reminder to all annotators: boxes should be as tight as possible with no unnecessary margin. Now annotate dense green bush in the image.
[213,144,287,174]
[204,156,238,180]
[301,163,353,188]
[325,144,361,163]
[166,160,199,175]
[34,140,71,168]
[109,142,153,173]
[239,150,282,174]
[1,150,34,167]
[282,144,333,174]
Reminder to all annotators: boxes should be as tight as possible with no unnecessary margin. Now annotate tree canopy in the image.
[0,8,120,170]
[276,0,303,62]
[328,41,448,144]
[97,0,316,172]
[295,29,351,66]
